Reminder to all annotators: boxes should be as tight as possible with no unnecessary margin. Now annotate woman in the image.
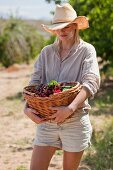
[24,3,100,170]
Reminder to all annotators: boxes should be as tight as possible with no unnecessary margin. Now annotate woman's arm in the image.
[24,103,46,124]
[49,86,90,123]
[68,86,91,112]
[24,51,44,123]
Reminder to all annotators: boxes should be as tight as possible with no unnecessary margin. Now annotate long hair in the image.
[75,24,80,43]
[55,23,80,46]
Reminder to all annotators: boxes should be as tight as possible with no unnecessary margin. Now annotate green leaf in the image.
[48,80,59,86]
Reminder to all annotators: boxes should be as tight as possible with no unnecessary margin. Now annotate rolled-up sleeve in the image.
[81,45,100,99]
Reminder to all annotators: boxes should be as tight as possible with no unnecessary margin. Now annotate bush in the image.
[0,17,45,67]
[44,34,56,46]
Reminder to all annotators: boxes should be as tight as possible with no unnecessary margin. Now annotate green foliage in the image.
[89,81,113,115]
[48,79,59,86]
[69,0,113,72]
[0,17,45,67]
[56,150,63,155]
[86,82,113,169]
[16,166,27,170]
[6,92,23,101]
[44,34,56,46]
[85,120,113,170]
[45,0,113,72]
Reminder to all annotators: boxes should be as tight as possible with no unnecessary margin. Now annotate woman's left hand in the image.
[49,106,74,124]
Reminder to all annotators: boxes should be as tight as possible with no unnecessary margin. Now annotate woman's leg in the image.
[63,150,84,170]
[30,145,57,170]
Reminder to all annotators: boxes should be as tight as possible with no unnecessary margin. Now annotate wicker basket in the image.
[23,82,81,120]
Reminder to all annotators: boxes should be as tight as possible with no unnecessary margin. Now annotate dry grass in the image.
[0,64,113,170]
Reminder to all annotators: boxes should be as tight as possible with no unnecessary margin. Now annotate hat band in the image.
[52,18,75,24]
[52,21,70,25]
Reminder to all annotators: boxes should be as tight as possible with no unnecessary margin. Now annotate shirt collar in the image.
[52,38,83,54]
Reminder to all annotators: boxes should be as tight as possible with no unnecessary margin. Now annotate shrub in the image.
[0,17,45,67]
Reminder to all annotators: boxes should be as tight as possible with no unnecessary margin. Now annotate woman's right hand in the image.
[24,104,46,124]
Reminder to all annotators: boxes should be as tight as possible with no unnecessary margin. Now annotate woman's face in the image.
[54,23,76,41]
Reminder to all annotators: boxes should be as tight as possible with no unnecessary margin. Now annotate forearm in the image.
[68,86,91,112]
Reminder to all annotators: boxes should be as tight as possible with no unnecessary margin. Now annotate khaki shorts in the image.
[33,110,92,152]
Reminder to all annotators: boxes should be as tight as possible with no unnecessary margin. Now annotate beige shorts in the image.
[33,110,92,152]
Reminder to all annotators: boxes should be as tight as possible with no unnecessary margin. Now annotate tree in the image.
[70,0,113,72]
[45,0,113,73]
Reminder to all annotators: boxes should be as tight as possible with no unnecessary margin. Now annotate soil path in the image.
[0,64,94,170]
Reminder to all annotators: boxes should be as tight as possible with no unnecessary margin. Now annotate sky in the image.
[0,0,56,20]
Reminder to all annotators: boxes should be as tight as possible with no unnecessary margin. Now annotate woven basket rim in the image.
[23,81,81,119]
[23,81,81,98]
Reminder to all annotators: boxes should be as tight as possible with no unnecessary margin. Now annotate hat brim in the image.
[42,16,89,34]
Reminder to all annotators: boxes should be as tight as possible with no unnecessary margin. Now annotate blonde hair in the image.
[74,25,80,43]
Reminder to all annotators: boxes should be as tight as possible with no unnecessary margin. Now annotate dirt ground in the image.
[0,64,105,170]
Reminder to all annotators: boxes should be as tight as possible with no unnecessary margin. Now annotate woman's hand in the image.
[49,106,74,124]
[24,104,46,124]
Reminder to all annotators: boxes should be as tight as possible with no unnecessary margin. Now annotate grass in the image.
[16,166,27,170]
[6,92,23,101]
[89,84,113,115]
[0,93,24,117]
[84,80,113,170]
[14,137,30,147]
[85,119,113,170]
[56,150,63,155]
[1,79,113,170]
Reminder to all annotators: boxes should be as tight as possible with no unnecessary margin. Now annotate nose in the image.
[58,28,65,33]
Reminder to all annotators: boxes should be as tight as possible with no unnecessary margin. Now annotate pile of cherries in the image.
[34,83,62,97]
[28,80,74,97]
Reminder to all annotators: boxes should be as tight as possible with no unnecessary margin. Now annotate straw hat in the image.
[42,3,89,34]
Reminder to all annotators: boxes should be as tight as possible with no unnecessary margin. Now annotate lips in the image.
[60,34,67,37]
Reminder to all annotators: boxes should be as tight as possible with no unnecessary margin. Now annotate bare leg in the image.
[63,150,84,170]
[30,145,57,170]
